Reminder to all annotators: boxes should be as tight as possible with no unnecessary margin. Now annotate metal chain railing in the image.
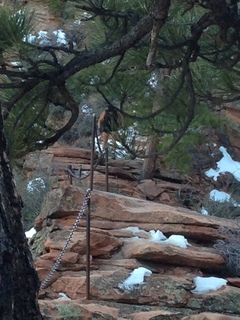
[39,188,91,291]
[67,127,104,182]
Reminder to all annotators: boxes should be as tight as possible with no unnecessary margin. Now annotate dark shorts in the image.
[100,119,118,134]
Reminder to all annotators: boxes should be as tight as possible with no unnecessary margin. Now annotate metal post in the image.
[86,114,96,300]
[78,165,82,178]
[68,165,73,185]
[105,147,109,192]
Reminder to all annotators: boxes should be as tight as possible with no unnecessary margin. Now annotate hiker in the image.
[97,106,124,151]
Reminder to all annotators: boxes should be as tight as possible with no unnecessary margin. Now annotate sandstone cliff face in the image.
[20,142,240,319]
[30,181,240,319]
[21,138,240,319]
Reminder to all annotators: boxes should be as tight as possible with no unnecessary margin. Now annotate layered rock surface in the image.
[21,145,240,319]
[32,185,240,319]
[23,145,212,209]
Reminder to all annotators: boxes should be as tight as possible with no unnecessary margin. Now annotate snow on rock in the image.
[191,276,227,294]
[201,207,208,215]
[164,235,191,248]
[124,226,148,236]
[149,230,167,241]
[56,293,71,301]
[25,227,36,239]
[148,231,190,248]
[210,190,240,207]
[118,267,152,291]
[205,146,240,181]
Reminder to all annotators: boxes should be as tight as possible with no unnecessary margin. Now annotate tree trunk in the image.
[141,69,170,179]
[141,136,159,179]
[0,105,42,319]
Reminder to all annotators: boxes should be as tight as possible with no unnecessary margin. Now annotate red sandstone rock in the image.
[131,309,181,320]
[182,312,240,320]
[51,276,86,300]
[30,185,240,318]
[39,299,119,320]
[51,147,95,159]
[137,179,165,199]
[227,277,240,288]
[43,229,123,258]
[121,241,225,271]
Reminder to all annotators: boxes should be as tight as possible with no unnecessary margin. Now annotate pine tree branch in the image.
[41,83,79,147]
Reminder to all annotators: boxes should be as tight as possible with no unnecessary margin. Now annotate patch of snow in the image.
[148,231,190,248]
[118,267,152,291]
[74,19,81,25]
[122,226,148,236]
[10,61,22,66]
[210,189,231,202]
[164,235,191,248]
[210,189,240,207]
[205,146,240,181]
[81,104,93,115]
[24,31,50,45]
[57,293,71,301]
[201,207,208,215]
[149,230,167,241]
[191,276,227,294]
[27,177,45,192]
[25,227,36,239]
[25,29,68,46]
[124,236,142,242]
[148,72,158,88]
[53,29,67,45]
[83,12,92,19]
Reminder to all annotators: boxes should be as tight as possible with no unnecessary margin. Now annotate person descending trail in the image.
[97,106,124,154]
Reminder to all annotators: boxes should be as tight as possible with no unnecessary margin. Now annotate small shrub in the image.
[178,182,200,209]
[57,304,82,318]
[14,168,50,231]
[204,200,239,219]
[214,226,240,277]
[48,0,63,15]
[202,198,239,219]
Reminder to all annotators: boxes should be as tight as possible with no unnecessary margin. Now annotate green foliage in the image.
[0,8,34,50]
[1,1,240,177]
[162,134,197,174]
[202,199,240,219]
[3,82,54,159]
[83,0,150,47]
[56,304,82,318]
[201,178,240,220]
[48,0,64,16]
[193,103,224,129]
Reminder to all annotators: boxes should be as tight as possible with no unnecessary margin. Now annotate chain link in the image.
[39,188,91,291]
